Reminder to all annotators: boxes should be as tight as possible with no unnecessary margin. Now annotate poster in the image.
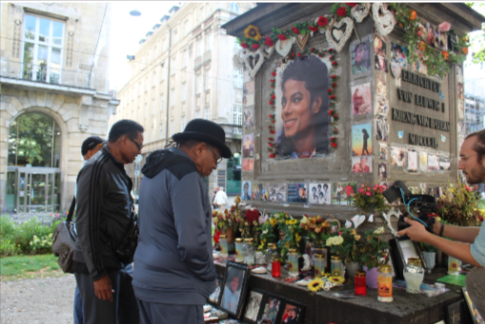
[428,154,440,171]
[242,158,254,171]
[408,150,418,173]
[243,80,255,95]
[352,123,373,156]
[352,156,373,173]
[379,143,388,160]
[458,100,464,119]
[376,73,387,96]
[391,147,406,167]
[427,23,437,47]
[332,182,357,206]
[458,83,464,100]
[376,115,389,142]
[351,41,371,75]
[374,34,388,73]
[268,183,287,203]
[242,181,252,200]
[273,54,332,159]
[252,183,268,201]
[419,151,428,172]
[440,155,451,171]
[243,108,254,128]
[456,65,464,83]
[309,182,332,205]
[351,83,372,116]
[391,42,408,68]
[375,96,388,115]
[288,183,308,203]
[242,134,254,158]
[378,162,388,179]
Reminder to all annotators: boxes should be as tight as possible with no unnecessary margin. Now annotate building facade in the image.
[109,2,255,196]
[0,2,118,213]
[464,95,485,134]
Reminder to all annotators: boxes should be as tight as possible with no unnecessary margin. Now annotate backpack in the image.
[52,197,77,273]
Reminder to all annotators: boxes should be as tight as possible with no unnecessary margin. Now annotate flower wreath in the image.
[267,47,339,159]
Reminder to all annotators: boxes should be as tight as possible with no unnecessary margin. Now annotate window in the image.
[171,89,175,107]
[182,83,186,102]
[233,67,243,88]
[173,29,178,44]
[153,46,157,59]
[196,39,202,57]
[138,82,141,96]
[206,4,211,18]
[22,14,64,83]
[145,77,149,92]
[161,63,165,81]
[204,107,210,120]
[200,7,204,23]
[152,119,156,141]
[137,106,141,121]
[196,75,202,94]
[204,72,209,90]
[205,33,212,52]
[181,116,186,131]
[162,38,166,52]
[170,120,174,136]
[144,103,148,119]
[171,57,176,75]
[152,99,155,115]
[195,110,200,118]
[230,3,239,13]
[153,71,156,87]
[159,124,163,139]
[233,105,242,126]
[183,49,188,68]
[184,20,189,35]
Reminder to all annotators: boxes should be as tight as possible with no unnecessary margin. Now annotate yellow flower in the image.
[350,229,357,236]
[270,218,277,226]
[234,196,242,204]
[322,272,331,278]
[333,236,344,246]
[300,215,309,225]
[373,227,384,235]
[354,235,361,241]
[308,278,325,292]
[329,276,345,284]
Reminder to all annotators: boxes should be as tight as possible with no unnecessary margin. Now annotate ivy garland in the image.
[267,47,339,159]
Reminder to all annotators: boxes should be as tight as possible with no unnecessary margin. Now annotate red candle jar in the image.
[271,258,281,278]
[354,270,367,296]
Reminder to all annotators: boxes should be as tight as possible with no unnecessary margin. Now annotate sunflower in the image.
[244,25,262,41]
[322,272,331,278]
[308,278,325,292]
[331,268,342,277]
[329,276,345,284]
[449,260,459,271]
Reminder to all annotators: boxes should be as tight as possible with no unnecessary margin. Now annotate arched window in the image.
[230,3,239,13]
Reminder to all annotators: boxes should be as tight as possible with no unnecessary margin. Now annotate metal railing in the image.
[0,60,91,89]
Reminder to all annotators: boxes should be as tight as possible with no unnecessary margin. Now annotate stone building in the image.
[109,2,255,195]
[0,2,118,213]
[464,95,485,134]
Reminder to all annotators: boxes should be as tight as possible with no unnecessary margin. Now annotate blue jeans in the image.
[74,286,84,324]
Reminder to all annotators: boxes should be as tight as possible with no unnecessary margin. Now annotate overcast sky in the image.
[109,1,179,91]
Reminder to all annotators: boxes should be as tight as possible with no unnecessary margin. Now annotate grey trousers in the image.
[466,267,485,319]
[74,265,139,324]
[136,300,204,324]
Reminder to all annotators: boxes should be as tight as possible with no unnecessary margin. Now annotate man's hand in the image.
[397,217,430,242]
[93,275,113,301]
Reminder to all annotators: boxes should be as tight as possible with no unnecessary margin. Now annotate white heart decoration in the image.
[345,220,353,228]
[351,214,366,229]
[261,45,275,59]
[390,62,401,79]
[242,48,265,78]
[325,17,354,53]
[351,4,369,23]
[382,209,402,237]
[372,3,395,36]
[368,214,374,222]
[275,38,294,57]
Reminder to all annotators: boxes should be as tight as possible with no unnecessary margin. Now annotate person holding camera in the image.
[398,129,485,318]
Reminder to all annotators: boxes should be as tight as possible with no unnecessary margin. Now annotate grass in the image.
[0,254,67,281]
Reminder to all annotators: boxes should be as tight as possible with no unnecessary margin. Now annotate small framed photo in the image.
[243,289,265,324]
[258,294,284,324]
[220,261,251,319]
[277,300,305,324]
[462,287,485,324]
[207,274,224,307]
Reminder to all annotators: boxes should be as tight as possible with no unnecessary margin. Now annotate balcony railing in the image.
[1,60,91,89]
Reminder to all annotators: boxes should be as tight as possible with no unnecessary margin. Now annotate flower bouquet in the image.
[437,181,484,226]
[300,215,331,248]
[352,184,387,213]
[356,227,390,270]
[258,215,278,251]
[275,212,303,262]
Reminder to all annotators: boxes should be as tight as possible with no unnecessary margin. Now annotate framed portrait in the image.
[389,238,425,280]
[288,183,308,204]
[419,151,428,172]
[243,134,255,158]
[352,156,373,173]
[446,300,467,324]
[258,294,284,324]
[376,115,389,142]
[351,41,371,76]
[277,300,305,324]
[428,154,440,171]
[242,159,254,172]
[244,108,254,128]
[462,287,485,324]
[351,82,372,116]
[252,183,268,201]
[243,289,265,324]
[379,143,388,161]
[207,274,224,307]
[308,182,331,205]
[391,147,406,167]
[273,52,334,159]
[268,183,287,203]
[375,95,388,115]
[332,182,356,206]
[352,123,373,156]
[391,42,408,69]
[220,261,251,319]
[242,181,252,200]
[440,155,451,171]
[407,150,418,173]
[374,34,388,73]
[458,83,464,100]
[378,162,388,180]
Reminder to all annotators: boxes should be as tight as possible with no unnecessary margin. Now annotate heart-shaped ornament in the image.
[351,214,366,229]
[261,45,275,59]
[351,4,369,23]
[242,48,264,78]
[372,3,395,36]
[275,38,294,57]
[295,33,309,51]
[390,62,401,79]
[325,17,353,52]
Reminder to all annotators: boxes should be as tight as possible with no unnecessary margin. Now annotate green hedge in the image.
[0,216,62,256]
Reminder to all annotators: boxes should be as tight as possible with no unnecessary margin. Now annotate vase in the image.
[421,252,436,274]
[345,261,359,280]
[363,266,378,289]
[310,245,327,270]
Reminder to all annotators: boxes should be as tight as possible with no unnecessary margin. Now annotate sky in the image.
[108,1,180,91]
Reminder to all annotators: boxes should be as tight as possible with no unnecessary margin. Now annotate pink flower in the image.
[358,188,364,193]
[226,214,230,219]
[367,187,371,191]
[218,215,223,220]
[339,231,342,235]
[366,192,371,196]
[465,185,472,192]
[439,22,451,32]
[361,184,365,187]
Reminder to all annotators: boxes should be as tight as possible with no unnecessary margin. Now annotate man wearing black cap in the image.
[132,119,232,324]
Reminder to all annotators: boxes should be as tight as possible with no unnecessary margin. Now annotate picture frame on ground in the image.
[258,294,283,324]
[220,261,251,319]
[207,274,224,307]
[462,287,485,324]
[277,300,305,324]
[243,289,265,324]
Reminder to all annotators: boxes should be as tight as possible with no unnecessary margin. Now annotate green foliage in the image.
[354,229,389,270]
[351,184,387,213]
[437,181,484,226]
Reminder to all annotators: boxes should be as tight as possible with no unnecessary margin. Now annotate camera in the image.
[382,181,438,235]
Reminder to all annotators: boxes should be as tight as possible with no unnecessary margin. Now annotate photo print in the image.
[418,56,428,75]
[220,262,250,318]
[208,275,223,306]
[437,30,448,50]
[456,65,464,83]
[375,96,388,115]
[458,100,465,119]
[427,23,436,47]
[352,123,373,156]
[278,302,304,324]
[242,159,254,172]
[351,83,372,116]
[243,289,264,323]
[243,93,255,108]
[374,34,388,73]
[408,150,418,173]
[440,155,451,171]
[376,73,387,97]
[458,119,465,134]
[288,183,308,203]
[268,183,287,203]
[378,162,388,180]
[242,181,252,200]
[309,182,332,205]
[391,147,406,167]
[273,53,333,159]
[376,115,389,142]
[352,156,373,173]
[351,41,371,75]
[242,134,254,158]
[260,296,282,324]
[428,154,440,171]
[252,183,268,201]
[243,108,254,128]
[244,80,255,95]
[379,143,388,160]
[332,182,357,206]
[419,151,428,172]
[458,83,464,100]
[391,42,408,68]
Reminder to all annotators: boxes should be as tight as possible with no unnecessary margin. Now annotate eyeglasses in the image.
[128,137,143,151]
[459,153,477,163]
[207,145,223,164]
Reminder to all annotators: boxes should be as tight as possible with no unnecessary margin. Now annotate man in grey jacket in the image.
[133,119,232,324]
[73,119,144,324]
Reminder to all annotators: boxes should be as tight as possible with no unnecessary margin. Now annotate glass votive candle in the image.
[287,248,299,277]
[219,234,228,258]
[354,270,367,296]
[377,264,393,302]
[271,256,281,278]
[330,256,343,277]
[235,238,243,263]
[314,253,326,278]
[243,238,255,265]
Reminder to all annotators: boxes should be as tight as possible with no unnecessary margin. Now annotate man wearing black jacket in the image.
[73,119,143,324]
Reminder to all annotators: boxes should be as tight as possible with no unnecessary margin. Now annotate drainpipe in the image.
[165,26,172,147]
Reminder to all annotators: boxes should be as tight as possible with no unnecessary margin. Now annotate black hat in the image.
[81,136,105,156]
[172,119,232,158]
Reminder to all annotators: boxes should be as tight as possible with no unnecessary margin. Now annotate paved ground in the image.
[0,275,75,324]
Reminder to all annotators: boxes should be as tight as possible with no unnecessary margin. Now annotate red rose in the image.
[327,88,332,93]
[331,142,338,148]
[271,71,276,77]
[270,79,274,83]
[269,153,275,158]
[309,25,318,33]
[251,43,260,50]
[270,130,275,134]
[330,75,336,79]
[329,48,334,52]
[334,128,339,133]
[317,16,329,28]
[292,27,300,34]
[330,136,336,141]
[329,55,334,60]
[269,100,273,105]
[297,53,301,58]
[277,34,287,41]
[336,7,347,17]
[311,47,315,52]
[329,95,336,99]
[331,61,338,65]
[271,94,275,100]
[292,53,295,58]
[346,3,357,7]
[328,109,334,116]
[332,82,337,88]
[264,36,274,47]
[241,42,249,49]
[269,143,273,147]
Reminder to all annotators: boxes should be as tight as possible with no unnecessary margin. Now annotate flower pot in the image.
[421,252,436,273]
[345,261,359,279]
[363,266,378,289]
